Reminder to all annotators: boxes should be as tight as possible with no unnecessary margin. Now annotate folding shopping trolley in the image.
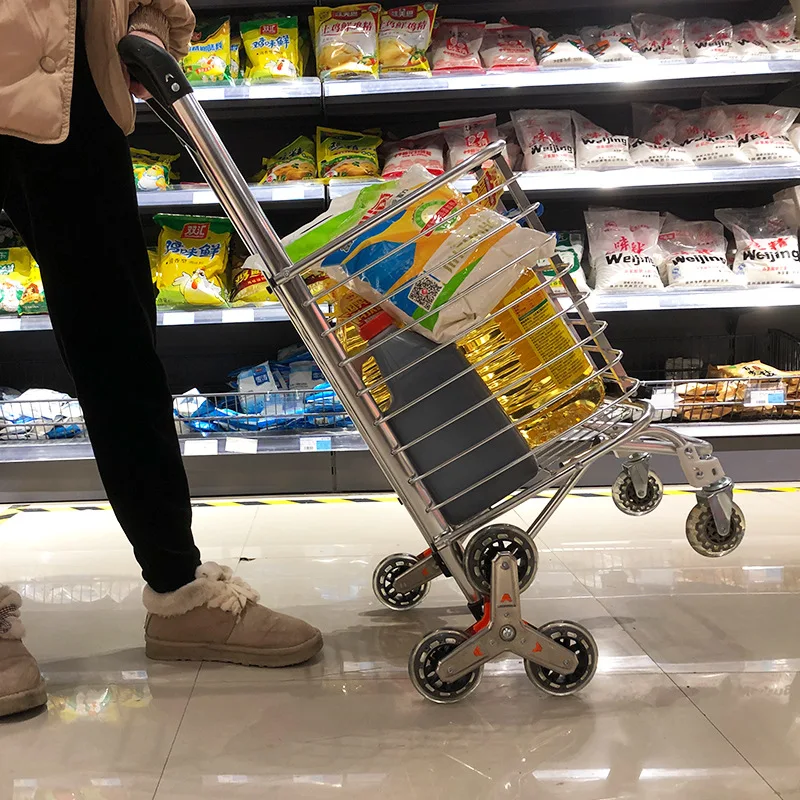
[121,38,746,704]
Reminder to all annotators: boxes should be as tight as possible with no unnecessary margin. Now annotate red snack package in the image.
[480,23,537,69]
[428,19,485,72]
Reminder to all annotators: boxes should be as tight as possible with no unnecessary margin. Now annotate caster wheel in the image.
[408,629,482,704]
[372,553,431,610]
[525,621,598,697]
[463,524,538,596]
[686,501,745,558]
[612,471,663,516]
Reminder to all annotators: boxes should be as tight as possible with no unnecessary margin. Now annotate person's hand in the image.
[124,30,165,100]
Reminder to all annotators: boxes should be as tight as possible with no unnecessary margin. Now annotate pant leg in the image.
[0,32,200,593]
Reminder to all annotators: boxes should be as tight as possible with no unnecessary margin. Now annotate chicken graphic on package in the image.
[173,269,225,306]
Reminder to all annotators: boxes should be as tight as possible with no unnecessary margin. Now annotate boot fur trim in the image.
[0,586,25,640]
[142,563,260,618]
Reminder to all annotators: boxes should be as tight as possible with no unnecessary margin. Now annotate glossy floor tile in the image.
[1,487,798,799]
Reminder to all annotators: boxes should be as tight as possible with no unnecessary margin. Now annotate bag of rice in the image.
[316,127,382,179]
[630,104,694,166]
[585,208,665,292]
[674,107,748,165]
[439,114,497,169]
[241,17,302,81]
[531,28,595,67]
[428,19,485,71]
[381,131,445,179]
[684,18,733,60]
[754,11,800,55]
[183,17,231,83]
[511,109,575,172]
[573,113,632,170]
[480,22,537,69]
[631,14,685,60]
[725,104,800,164]
[580,23,645,63]
[314,4,380,81]
[715,201,800,285]
[379,3,437,76]
[731,22,770,58]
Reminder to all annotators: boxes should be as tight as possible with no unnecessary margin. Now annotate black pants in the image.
[0,31,200,592]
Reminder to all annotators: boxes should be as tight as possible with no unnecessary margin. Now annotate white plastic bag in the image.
[573,113,632,170]
[684,18,734,60]
[731,22,770,58]
[480,23,537,69]
[630,104,694,167]
[381,132,445,179]
[581,23,645,63]
[715,201,800,285]
[658,214,742,289]
[726,104,800,164]
[754,12,800,55]
[440,114,498,169]
[497,121,523,169]
[536,231,589,294]
[531,28,595,67]
[584,208,665,292]
[428,19,485,71]
[631,14,685,60]
[511,109,575,172]
[675,107,749,165]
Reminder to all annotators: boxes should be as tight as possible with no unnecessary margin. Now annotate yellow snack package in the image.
[379,4,437,75]
[241,17,301,81]
[147,249,159,285]
[183,18,232,83]
[260,135,317,183]
[155,214,234,308]
[231,256,280,305]
[0,247,32,314]
[314,4,381,81]
[19,260,46,315]
[131,148,179,191]
[230,34,242,79]
[317,126,382,179]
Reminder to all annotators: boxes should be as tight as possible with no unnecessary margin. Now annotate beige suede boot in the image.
[0,587,47,717]
[143,563,322,667]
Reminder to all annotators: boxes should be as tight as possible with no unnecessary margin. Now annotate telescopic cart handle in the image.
[118,34,193,109]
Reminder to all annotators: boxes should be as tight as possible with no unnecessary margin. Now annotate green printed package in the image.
[537,231,589,293]
[260,135,317,183]
[183,17,232,83]
[316,127,382,180]
[0,247,32,314]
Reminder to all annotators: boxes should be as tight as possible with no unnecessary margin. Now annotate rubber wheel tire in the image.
[686,501,745,558]
[372,553,431,610]
[612,471,663,517]
[464,525,538,596]
[525,621,598,697]
[408,629,482,704]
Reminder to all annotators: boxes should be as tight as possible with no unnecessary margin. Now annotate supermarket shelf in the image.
[583,286,800,313]
[136,182,325,210]
[664,420,800,439]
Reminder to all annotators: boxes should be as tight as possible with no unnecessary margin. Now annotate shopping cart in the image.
[120,38,746,703]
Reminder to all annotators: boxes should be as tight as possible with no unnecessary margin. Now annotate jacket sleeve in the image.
[128,0,196,60]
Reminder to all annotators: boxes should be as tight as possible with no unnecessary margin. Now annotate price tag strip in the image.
[744,386,787,407]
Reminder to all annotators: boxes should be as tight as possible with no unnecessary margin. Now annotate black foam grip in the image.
[117,35,193,108]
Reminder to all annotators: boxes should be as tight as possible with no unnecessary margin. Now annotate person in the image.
[0,1,322,718]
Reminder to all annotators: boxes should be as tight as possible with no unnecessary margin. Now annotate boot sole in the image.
[144,630,323,668]
[0,679,47,718]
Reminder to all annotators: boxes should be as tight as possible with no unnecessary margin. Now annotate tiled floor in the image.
[1,487,799,799]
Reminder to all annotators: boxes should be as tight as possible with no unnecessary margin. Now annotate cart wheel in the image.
[463,524,538,596]
[612,471,663,516]
[686,501,745,558]
[525,621,598,697]
[372,553,431,610]
[408,629,482,704]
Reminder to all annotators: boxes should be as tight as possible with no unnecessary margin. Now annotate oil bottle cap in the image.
[359,310,395,340]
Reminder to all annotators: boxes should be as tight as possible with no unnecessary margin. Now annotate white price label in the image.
[184,439,219,456]
[651,391,677,411]
[161,312,195,326]
[196,88,226,101]
[222,308,255,324]
[0,317,21,332]
[626,296,654,311]
[225,437,259,454]
[270,185,306,201]
[192,190,217,205]
[300,436,332,452]
[744,388,786,407]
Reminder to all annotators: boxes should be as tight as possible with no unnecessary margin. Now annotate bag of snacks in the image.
[573,113,632,170]
[230,34,242,79]
[381,131,445,179]
[715,201,800,285]
[317,126,382,179]
[440,114,497,169]
[585,208,665,292]
[731,22,770,58]
[379,4,437,76]
[131,148,179,191]
[480,22,537,69]
[674,107,748,165]
[183,18,232,83]
[725,104,800,164]
[0,247,32,314]
[19,262,46,315]
[512,109,575,172]
[755,11,800,55]
[260,135,317,183]
[155,214,234,307]
[314,4,380,81]
[428,19,485,71]
[630,104,694,166]
[231,254,280,305]
[581,23,645,62]
[631,14,685,60]
[531,28,595,67]
[684,18,733,59]
[241,17,301,81]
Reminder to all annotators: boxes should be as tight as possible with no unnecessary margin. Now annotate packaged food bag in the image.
[674,107,749,165]
[497,121,522,169]
[0,247,32,314]
[379,3,437,75]
[632,14,685,60]
[317,127,382,179]
[155,214,234,307]
[231,254,280,305]
[585,208,665,292]
[19,262,46,314]
[573,113,632,170]
[755,11,800,55]
[531,28,595,67]
[480,22,537,69]
[131,148,179,191]
[684,18,733,60]
[241,17,301,81]
[659,214,743,289]
[715,201,800,285]
[381,131,444,179]
[428,19,485,71]
[183,17,232,83]
[630,104,694,166]
[230,34,242,79]
[536,231,589,294]
[581,23,645,63]
[725,104,800,164]
[314,4,380,80]
[512,109,576,172]
[440,114,497,169]
[260,135,317,183]
[731,22,770,58]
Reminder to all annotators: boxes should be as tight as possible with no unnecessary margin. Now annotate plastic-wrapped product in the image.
[531,28,595,67]
[0,247,32,314]
[630,105,694,166]
[791,124,800,153]
[674,107,749,165]
[440,114,498,169]
[241,17,302,81]
[536,231,589,294]
[684,18,734,60]
[511,109,575,172]
[584,208,665,292]
[381,131,445,179]
[183,17,232,83]
[731,22,770,58]
[573,113,632,170]
[580,23,645,63]
[131,149,180,191]
[631,14,685,61]
[754,12,800,55]
[715,201,800,285]
[378,4,438,76]
[260,135,317,183]
[316,127,382,179]
[428,19,485,71]
[726,104,800,164]
[314,4,380,81]
[497,121,522,169]
[658,214,743,289]
[20,262,46,315]
[480,22,537,69]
